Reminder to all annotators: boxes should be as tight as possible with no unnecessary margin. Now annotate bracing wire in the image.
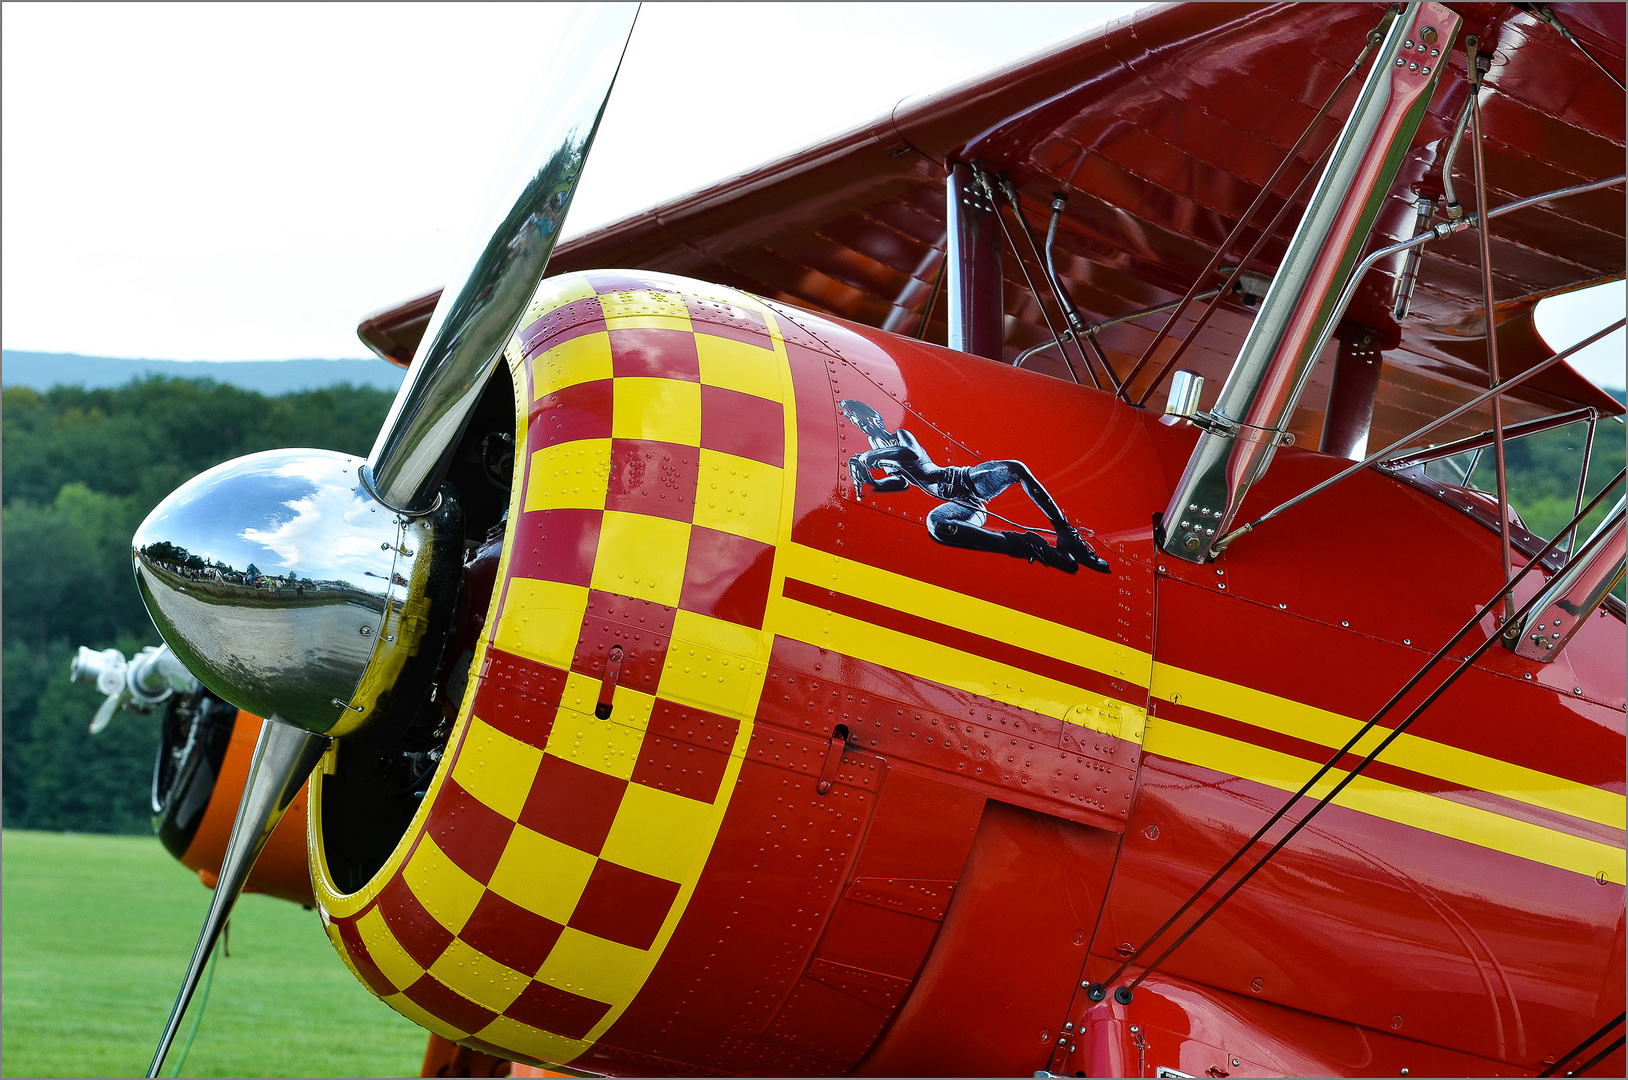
[1092,470,1627,1002]
[169,936,222,1077]
[1537,1013,1627,1077]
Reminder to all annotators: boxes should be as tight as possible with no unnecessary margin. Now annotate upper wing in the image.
[366,2,1625,447]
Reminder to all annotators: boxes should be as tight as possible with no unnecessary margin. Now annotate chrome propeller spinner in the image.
[139,7,639,1075]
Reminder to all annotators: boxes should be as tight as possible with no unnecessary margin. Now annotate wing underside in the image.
[363,2,1624,447]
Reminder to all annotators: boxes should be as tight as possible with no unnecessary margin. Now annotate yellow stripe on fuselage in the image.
[767,545,1148,743]
[1152,663,1627,831]
[778,543,1153,686]
[1143,717,1627,884]
[759,544,1621,881]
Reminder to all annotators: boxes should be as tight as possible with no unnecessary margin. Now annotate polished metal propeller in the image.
[139,7,639,1074]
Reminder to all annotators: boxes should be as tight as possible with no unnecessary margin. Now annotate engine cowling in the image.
[305,268,1149,1072]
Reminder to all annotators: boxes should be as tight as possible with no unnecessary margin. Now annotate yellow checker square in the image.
[611,377,702,446]
[524,439,611,512]
[599,289,693,333]
[494,578,589,672]
[545,701,649,783]
[696,333,782,400]
[599,782,717,883]
[451,716,545,821]
[532,332,614,401]
[355,907,425,993]
[521,275,598,327]
[693,449,782,545]
[475,1016,590,1068]
[403,837,486,934]
[429,938,529,1013]
[657,635,768,724]
[672,608,773,665]
[590,511,691,608]
[385,990,466,1040]
[487,825,598,926]
[536,927,650,1005]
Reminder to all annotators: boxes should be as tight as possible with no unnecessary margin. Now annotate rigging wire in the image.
[1116,16,1390,399]
[1465,33,1518,621]
[1567,1035,1627,1078]
[1043,194,1123,393]
[1520,3,1627,92]
[916,246,950,341]
[1131,130,1341,407]
[1090,469,1627,1002]
[1216,315,1625,549]
[169,934,223,1077]
[978,167,1085,386]
[996,177,1103,388]
[1537,1014,1627,1078]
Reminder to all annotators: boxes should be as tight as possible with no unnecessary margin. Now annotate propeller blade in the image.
[364,1,639,516]
[147,717,328,1078]
[133,9,638,1069]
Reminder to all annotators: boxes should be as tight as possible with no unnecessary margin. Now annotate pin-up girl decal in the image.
[840,399,1110,575]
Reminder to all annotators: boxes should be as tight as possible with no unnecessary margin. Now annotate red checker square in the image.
[588,271,666,295]
[509,507,601,588]
[630,733,730,803]
[567,860,682,951]
[646,700,741,754]
[518,754,628,856]
[458,889,565,978]
[334,910,398,997]
[679,526,774,630]
[426,780,517,884]
[377,873,455,968]
[520,296,606,356]
[583,590,676,636]
[603,439,699,522]
[504,979,613,1041]
[609,327,700,381]
[685,296,772,347]
[699,384,784,467]
[475,651,567,745]
[529,379,614,450]
[571,591,675,696]
[404,973,499,1037]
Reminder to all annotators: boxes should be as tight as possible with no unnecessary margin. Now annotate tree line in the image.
[3,377,395,833]
[2,376,1621,835]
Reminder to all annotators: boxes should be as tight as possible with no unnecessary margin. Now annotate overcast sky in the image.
[2,2,1621,389]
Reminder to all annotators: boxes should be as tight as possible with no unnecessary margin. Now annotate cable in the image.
[169,935,222,1077]
[1117,16,1389,399]
[980,168,1082,386]
[1569,1035,1626,1077]
[1537,1014,1626,1077]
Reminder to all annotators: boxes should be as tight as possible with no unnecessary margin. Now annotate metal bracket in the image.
[816,724,850,795]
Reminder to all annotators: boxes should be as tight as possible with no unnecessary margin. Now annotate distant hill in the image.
[1,351,405,395]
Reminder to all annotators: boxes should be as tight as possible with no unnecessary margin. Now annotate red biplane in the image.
[107,2,1626,1076]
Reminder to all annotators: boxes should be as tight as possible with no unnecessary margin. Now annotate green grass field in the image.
[2,830,427,1078]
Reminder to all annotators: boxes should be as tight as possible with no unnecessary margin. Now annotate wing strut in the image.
[1157,0,1461,563]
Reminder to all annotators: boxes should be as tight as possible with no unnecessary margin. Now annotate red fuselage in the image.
[305,271,1623,1078]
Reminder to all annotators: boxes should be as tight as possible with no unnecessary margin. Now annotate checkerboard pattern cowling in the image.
[318,271,793,1068]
